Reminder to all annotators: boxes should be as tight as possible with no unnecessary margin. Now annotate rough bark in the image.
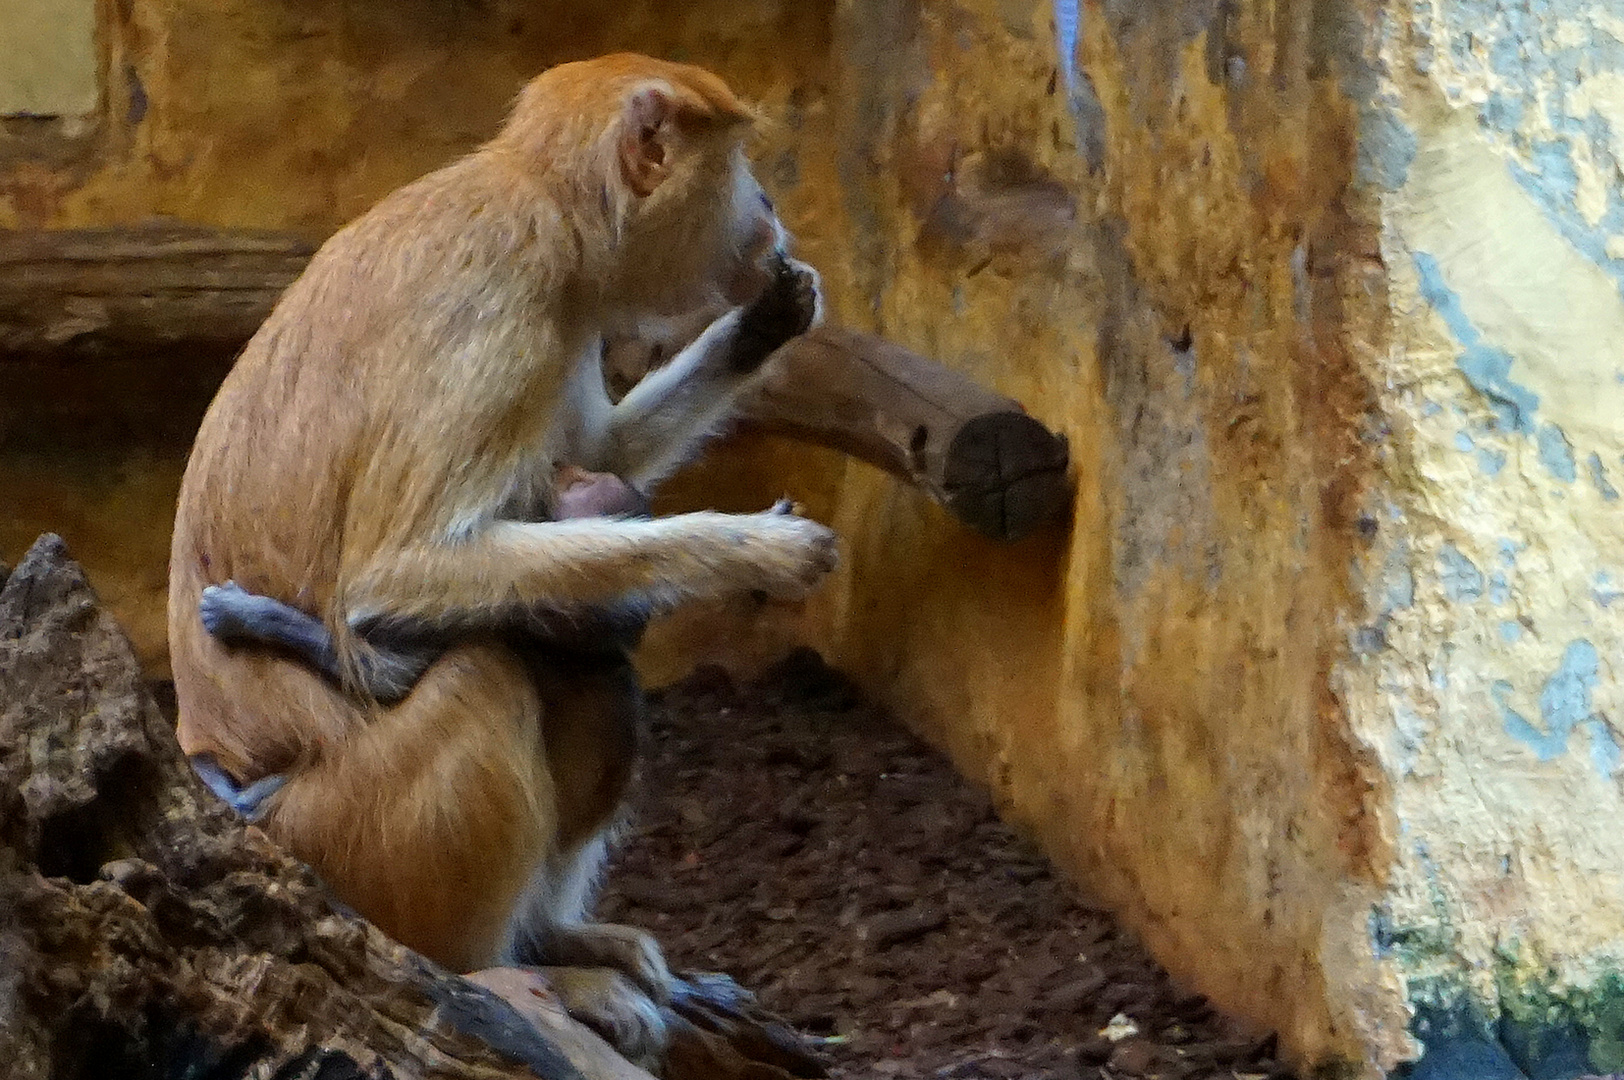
[0,534,823,1080]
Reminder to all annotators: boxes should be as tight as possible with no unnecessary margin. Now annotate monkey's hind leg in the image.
[504,837,673,1069]
[500,736,683,1050]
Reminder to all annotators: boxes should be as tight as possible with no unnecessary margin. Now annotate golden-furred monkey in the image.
[167,53,835,1063]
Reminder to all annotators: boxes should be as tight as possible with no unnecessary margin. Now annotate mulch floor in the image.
[598,650,1297,1080]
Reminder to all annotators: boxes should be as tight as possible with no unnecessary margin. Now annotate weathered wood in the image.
[738,327,1072,542]
[0,534,823,1080]
[0,226,1072,539]
[0,224,315,356]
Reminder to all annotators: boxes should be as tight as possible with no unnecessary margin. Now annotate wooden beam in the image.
[0,224,315,356]
[0,226,1072,540]
[738,327,1071,542]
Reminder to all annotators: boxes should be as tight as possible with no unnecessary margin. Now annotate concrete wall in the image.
[7,1,1624,1075]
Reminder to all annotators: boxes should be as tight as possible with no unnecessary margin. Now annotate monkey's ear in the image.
[619,85,679,198]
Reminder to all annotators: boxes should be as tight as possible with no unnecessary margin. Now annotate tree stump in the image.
[0,534,824,1080]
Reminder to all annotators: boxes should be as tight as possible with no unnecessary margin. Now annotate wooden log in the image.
[0,534,823,1080]
[0,226,1072,539]
[0,224,315,356]
[738,327,1072,542]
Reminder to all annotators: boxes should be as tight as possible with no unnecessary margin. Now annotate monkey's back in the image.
[166,155,564,775]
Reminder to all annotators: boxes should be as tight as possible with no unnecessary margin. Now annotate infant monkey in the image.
[199,465,653,707]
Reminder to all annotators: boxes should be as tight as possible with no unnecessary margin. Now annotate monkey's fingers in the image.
[768,497,806,517]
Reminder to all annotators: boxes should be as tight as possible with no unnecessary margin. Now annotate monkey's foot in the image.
[537,921,674,1005]
[662,971,829,1079]
[532,965,669,1071]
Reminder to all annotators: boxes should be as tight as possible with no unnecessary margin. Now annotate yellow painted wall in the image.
[1335,2,1624,1072]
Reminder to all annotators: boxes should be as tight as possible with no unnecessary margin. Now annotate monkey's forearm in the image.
[597,258,820,489]
[344,511,835,631]
[596,310,751,488]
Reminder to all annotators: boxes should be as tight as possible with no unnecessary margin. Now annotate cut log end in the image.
[941,411,1071,542]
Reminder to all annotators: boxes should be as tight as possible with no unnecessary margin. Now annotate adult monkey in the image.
[167,54,836,1064]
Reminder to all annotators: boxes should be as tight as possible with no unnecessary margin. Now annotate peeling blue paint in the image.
[1451,0,1624,294]
[1589,453,1620,501]
[1454,431,1476,452]
[1431,642,1456,691]
[1387,565,1417,612]
[1413,252,1540,432]
[1481,90,1524,132]
[1594,572,1624,608]
[1359,103,1419,191]
[1504,640,1603,761]
[1478,448,1507,476]
[1536,423,1576,482]
[1508,146,1624,299]
[1499,620,1524,642]
[1499,681,1566,761]
[1054,0,1078,91]
[1439,543,1486,602]
[1053,0,1106,169]
[1541,639,1599,730]
[1490,573,1511,606]
[1499,540,1523,567]
[1422,400,1444,418]
[1585,719,1623,778]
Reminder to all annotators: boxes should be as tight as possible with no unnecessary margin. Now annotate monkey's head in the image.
[495,54,790,328]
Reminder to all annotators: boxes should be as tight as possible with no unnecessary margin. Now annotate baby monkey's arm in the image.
[199,468,653,704]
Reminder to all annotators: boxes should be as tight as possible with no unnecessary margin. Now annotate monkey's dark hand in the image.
[726,256,822,374]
